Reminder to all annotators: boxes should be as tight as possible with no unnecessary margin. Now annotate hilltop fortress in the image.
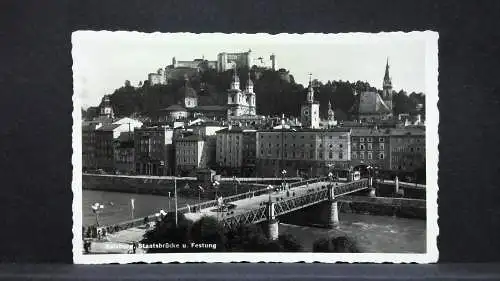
[148,50,277,86]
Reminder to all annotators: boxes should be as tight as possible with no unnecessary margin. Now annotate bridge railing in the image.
[82,173,198,181]
[378,179,426,189]
[288,177,328,188]
[218,177,303,182]
[221,179,371,226]
[333,179,368,195]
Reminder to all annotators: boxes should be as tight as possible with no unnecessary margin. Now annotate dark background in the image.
[0,0,499,269]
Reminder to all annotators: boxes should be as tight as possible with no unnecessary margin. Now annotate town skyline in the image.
[73,32,428,109]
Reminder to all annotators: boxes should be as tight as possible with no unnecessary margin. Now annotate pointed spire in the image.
[328,100,332,110]
[231,66,240,90]
[384,57,390,81]
[307,73,314,103]
[247,71,253,88]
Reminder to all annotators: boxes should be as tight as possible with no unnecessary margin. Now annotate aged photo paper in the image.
[72,31,439,264]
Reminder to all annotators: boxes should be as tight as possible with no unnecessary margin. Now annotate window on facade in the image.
[352,152,357,159]
[301,152,305,158]
[368,137,373,142]
[360,137,365,142]
[360,144,365,150]
[360,153,364,159]
[368,143,372,150]
[368,152,372,159]
[339,144,343,148]
[329,144,333,148]
[339,152,343,159]
[329,151,333,159]
[379,153,385,159]
[379,137,385,142]
[379,143,384,150]
[292,152,296,158]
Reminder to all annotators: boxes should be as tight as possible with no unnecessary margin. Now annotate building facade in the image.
[113,133,135,174]
[256,128,351,178]
[389,128,426,173]
[148,68,166,86]
[350,128,391,171]
[134,126,175,176]
[217,50,252,72]
[215,127,257,176]
[175,135,208,176]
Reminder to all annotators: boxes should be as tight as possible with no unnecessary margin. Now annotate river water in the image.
[82,190,426,253]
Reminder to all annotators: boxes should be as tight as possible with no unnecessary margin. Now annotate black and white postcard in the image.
[72,31,439,263]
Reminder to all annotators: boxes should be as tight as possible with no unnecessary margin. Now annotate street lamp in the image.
[267,185,273,202]
[366,165,373,187]
[281,169,287,191]
[327,163,335,180]
[91,202,104,227]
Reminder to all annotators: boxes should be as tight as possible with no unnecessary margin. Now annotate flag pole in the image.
[131,198,135,220]
[174,177,178,227]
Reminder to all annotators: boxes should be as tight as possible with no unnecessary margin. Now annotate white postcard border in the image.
[72,31,439,264]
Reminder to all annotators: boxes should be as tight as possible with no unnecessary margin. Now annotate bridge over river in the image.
[99,177,373,241]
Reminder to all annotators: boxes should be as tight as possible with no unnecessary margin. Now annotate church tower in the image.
[245,71,256,115]
[327,100,337,127]
[227,66,249,118]
[99,95,114,119]
[300,74,320,129]
[382,58,393,112]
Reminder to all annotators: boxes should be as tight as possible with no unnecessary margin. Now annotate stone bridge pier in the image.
[321,184,340,228]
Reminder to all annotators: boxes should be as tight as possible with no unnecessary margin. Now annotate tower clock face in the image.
[304,109,309,116]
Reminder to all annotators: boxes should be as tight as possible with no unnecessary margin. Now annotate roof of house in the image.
[177,134,204,142]
[163,104,188,112]
[190,105,228,112]
[350,91,392,114]
[96,124,121,132]
[216,126,256,134]
[257,128,351,133]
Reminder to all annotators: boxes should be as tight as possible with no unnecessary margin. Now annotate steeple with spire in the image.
[382,57,394,114]
[231,66,240,90]
[327,100,337,127]
[300,73,320,129]
[383,57,392,91]
[246,71,254,92]
[306,73,315,103]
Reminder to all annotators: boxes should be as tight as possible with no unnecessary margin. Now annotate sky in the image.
[72,32,431,109]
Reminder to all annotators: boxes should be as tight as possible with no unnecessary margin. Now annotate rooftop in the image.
[257,128,351,133]
[163,104,188,112]
[96,124,121,132]
[177,134,204,142]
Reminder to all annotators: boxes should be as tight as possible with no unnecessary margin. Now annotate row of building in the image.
[83,115,425,178]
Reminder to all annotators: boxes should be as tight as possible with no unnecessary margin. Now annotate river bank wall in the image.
[280,195,426,227]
